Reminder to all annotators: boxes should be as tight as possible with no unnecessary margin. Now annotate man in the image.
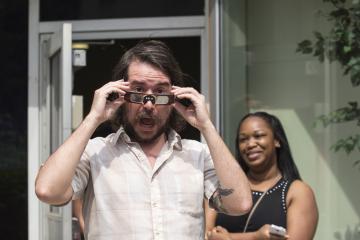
[35,40,252,239]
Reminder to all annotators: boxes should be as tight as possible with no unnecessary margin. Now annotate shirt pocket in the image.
[164,166,204,218]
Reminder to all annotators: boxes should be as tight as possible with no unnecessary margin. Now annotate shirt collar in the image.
[110,126,183,151]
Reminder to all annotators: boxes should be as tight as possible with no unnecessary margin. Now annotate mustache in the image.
[136,111,160,122]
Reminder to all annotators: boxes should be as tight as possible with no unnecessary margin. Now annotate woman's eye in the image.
[254,133,265,139]
[239,137,248,143]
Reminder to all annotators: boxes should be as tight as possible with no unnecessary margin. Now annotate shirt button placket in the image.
[151,178,163,240]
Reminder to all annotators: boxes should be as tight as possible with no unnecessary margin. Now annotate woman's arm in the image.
[205,208,279,240]
[286,180,318,240]
[73,199,85,233]
[205,199,217,233]
[209,225,288,240]
[207,226,258,240]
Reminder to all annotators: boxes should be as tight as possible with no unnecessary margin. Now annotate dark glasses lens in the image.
[124,92,175,105]
[128,93,143,103]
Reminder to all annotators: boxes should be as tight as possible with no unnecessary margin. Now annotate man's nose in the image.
[143,95,156,105]
[143,97,155,110]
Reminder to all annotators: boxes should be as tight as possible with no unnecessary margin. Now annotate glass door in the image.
[39,23,73,240]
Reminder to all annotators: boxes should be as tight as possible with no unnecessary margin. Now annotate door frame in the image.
[37,23,73,240]
[28,2,221,240]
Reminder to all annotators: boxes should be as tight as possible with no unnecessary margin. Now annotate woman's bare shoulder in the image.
[287,179,317,204]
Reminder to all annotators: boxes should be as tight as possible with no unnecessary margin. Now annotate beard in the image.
[122,105,171,144]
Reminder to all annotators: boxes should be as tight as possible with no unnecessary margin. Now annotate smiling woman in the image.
[237,116,280,171]
[207,112,318,240]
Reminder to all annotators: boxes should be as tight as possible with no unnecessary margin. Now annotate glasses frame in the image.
[124,91,175,105]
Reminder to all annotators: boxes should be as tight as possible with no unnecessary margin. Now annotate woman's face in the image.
[238,116,280,170]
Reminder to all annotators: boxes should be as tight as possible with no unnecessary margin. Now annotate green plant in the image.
[296,0,360,166]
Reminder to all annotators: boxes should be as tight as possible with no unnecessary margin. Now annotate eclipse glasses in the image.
[107,91,174,105]
[125,91,175,105]
[107,91,192,106]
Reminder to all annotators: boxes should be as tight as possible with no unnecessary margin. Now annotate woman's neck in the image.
[248,170,280,182]
[247,166,282,190]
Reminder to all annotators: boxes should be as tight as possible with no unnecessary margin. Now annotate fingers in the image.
[94,79,130,103]
[89,79,130,122]
[172,86,202,105]
[104,79,130,98]
[206,229,217,240]
[269,234,289,240]
[214,226,223,231]
[206,226,230,240]
[171,86,211,130]
[171,86,204,111]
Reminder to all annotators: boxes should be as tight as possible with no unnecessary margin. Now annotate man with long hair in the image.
[35,40,252,239]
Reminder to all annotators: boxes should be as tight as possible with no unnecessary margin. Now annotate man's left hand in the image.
[172,86,212,131]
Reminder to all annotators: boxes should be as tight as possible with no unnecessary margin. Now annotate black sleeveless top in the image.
[215,178,292,232]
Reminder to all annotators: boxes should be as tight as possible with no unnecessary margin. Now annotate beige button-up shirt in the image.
[72,127,218,240]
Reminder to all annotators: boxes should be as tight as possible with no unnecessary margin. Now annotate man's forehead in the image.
[129,79,172,87]
[127,61,172,85]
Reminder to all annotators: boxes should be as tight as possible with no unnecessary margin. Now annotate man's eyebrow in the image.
[156,82,171,88]
[129,80,145,85]
[130,80,171,87]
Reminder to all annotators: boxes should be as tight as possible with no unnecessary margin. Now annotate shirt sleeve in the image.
[202,144,219,200]
[71,147,91,200]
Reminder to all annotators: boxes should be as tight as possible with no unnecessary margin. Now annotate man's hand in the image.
[171,86,212,131]
[88,79,130,124]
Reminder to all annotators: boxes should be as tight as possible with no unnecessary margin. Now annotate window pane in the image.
[40,0,204,21]
[220,0,248,153]
[221,0,360,239]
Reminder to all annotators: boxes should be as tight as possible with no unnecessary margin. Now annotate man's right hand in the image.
[35,79,130,205]
[88,79,130,125]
